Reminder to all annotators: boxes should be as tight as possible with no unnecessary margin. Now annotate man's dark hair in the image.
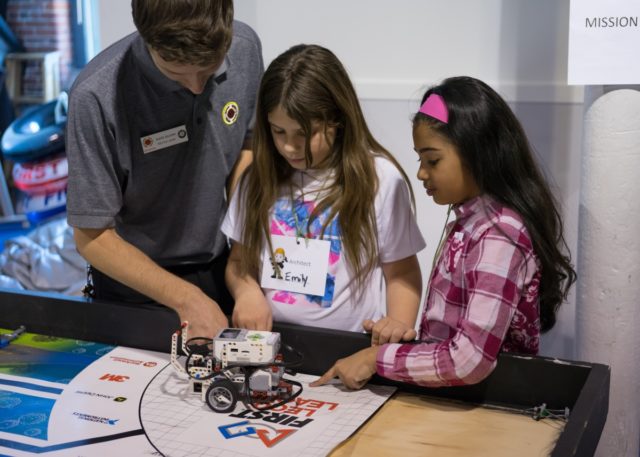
[132,0,233,65]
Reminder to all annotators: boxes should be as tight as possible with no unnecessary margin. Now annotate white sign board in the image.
[568,0,640,85]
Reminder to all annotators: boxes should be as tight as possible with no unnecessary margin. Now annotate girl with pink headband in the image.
[313,76,576,389]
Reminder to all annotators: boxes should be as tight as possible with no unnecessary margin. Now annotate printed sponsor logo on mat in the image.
[109,356,158,367]
[73,412,119,426]
[99,374,130,383]
[218,398,338,448]
[74,390,128,402]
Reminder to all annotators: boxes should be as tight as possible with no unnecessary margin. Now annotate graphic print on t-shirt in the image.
[268,197,341,308]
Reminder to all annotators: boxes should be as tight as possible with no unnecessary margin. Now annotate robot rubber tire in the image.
[205,379,238,414]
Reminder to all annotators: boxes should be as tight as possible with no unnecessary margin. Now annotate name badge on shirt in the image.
[140,125,189,154]
[260,234,330,297]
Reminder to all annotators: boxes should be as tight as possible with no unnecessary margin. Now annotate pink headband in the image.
[418,93,449,124]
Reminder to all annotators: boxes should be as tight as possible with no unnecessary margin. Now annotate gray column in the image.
[577,86,640,457]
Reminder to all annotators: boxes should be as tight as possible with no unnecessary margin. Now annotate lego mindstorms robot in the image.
[171,323,303,413]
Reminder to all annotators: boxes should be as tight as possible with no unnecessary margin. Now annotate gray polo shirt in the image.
[66,21,263,264]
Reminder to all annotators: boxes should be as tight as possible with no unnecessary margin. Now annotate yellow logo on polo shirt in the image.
[222,101,239,125]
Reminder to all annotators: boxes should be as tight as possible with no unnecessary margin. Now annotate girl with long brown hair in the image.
[222,44,425,342]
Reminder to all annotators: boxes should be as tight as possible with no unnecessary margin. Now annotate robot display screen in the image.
[219,328,242,339]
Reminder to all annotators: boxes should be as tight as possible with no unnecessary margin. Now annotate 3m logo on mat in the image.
[99,374,130,383]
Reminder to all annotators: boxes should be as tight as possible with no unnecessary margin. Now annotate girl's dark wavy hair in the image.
[414,76,576,332]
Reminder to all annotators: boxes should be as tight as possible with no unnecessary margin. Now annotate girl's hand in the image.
[363,317,417,345]
[231,293,272,331]
[310,346,379,390]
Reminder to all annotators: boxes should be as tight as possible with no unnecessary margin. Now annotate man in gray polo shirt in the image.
[66,0,263,338]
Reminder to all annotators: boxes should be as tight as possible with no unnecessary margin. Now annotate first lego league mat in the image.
[0,331,395,456]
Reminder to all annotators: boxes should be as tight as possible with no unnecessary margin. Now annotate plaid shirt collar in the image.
[452,194,498,223]
[453,195,484,221]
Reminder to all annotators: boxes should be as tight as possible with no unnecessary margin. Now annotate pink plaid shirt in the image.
[377,195,541,386]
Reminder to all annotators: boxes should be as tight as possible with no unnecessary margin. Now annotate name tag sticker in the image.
[260,234,330,297]
[140,125,189,153]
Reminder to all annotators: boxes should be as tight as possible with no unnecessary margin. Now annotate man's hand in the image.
[310,346,379,390]
[73,227,230,338]
[175,293,229,339]
[232,291,272,331]
[363,317,417,346]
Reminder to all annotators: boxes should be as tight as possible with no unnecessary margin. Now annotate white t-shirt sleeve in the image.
[221,182,246,243]
[374,157,426,263]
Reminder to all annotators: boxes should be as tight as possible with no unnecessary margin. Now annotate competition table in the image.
[0,288,610,456]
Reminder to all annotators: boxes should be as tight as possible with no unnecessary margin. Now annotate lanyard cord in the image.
[288,170,333,247]
[423,205,456,325]
[431,204,453,273]
[289,172,309,247]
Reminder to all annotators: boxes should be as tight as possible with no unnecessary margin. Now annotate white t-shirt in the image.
[222,155,426,332]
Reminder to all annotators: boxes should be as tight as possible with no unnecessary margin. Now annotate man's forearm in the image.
[73,227,201,310]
